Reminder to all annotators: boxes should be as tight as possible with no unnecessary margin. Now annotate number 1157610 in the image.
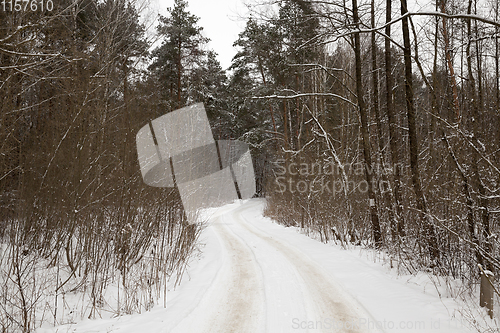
[1,0,53,12]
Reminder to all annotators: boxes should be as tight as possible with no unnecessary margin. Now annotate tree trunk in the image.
[466,0,494,317]
[496,3,499,108]
[177,38,182,107]
[439,0,461,123]
[401,0,439,262]
[372,0,396,241]
[385,0,405,238]
[353,0,382,247]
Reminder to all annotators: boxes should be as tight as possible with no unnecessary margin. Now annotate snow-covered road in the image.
[44,199,477,333]
[169,199,373,333]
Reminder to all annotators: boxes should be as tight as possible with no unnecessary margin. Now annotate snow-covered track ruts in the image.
[170,200,377,333]
[204,217,264,332]
[233,202,371,333]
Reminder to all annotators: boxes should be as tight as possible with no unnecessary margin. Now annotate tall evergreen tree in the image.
[150,0,209,109]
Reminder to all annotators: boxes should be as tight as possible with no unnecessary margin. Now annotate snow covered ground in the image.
[40,199,490,332]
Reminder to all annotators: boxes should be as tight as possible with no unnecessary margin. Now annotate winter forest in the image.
[1,0,500,331]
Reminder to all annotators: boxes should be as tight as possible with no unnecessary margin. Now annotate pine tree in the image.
[150,0,209,110]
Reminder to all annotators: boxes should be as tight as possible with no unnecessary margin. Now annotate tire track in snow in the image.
[232,202,375,333]
[206,216,263,333]
[172,201,378,332]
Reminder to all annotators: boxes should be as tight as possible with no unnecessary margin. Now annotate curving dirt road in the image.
[169,200,379,333]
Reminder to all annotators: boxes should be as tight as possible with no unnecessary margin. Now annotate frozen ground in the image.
[40,199,487,332]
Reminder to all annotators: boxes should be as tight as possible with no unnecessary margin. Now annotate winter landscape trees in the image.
[1,0,500,331]
[0,0,204,330]
[242,0,500,324]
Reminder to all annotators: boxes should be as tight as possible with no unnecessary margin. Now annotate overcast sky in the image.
[155,0,249,70]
